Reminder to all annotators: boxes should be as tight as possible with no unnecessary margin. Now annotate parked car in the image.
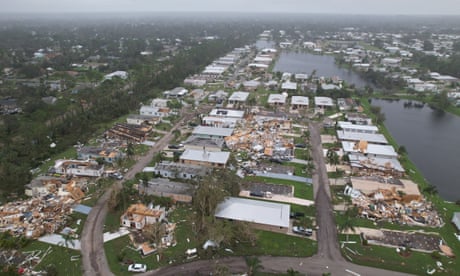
[110,172,123,180]
[128,263,147,273]
[292,226,313,236]
[289,211,305,219]
[295,143,307,148]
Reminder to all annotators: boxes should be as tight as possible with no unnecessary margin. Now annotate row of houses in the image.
[337,116,404,177]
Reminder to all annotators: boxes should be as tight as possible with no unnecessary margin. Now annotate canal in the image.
[273,51,369,88]
[372,99,460,202]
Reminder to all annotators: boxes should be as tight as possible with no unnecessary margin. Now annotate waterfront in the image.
[273,51,369,88]
[372,98,460,201]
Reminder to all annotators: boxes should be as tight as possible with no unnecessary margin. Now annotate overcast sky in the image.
[2,0,460,15]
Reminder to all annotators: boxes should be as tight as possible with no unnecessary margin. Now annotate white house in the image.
[291,96,309,109]
[104,71,128,81]
[215,197,290,233]
[228,91,249,105]
[267,94,287,106]
[314,96,334,109]
[120,204,165,230]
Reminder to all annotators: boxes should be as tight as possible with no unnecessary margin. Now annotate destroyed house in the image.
[120,204,165,230]
[25,176,67,197]
[53,159,104,177]
[139,178,194,203]
[106,123,151,143]
[77,146,123,163]
[127,114,160,126]
[153,161,211,180]
[183,136,224,152]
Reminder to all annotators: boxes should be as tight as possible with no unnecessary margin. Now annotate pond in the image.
[372,98,460,201]
[273,51,369,88]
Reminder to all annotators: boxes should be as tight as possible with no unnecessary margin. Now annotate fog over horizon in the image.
[2,0,460,15]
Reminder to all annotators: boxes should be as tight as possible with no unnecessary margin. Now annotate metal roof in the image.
[180,149,230,164]
[192,126,234,137]
[215,197,290,228]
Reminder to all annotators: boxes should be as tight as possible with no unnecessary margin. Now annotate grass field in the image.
[245,176,314,200]
[21,241,82,276]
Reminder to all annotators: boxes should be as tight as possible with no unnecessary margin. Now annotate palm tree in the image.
[338,215,356,242]
[58,233,75,252]
[126,142,135,159]
[245,256,263,276]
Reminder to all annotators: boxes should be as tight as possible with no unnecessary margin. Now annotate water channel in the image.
[263,42,460,201]
[273,51,369,88]
[371,99,460,201]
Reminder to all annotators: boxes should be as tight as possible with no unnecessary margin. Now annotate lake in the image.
[273,51,369,88]
[372,98,460,201]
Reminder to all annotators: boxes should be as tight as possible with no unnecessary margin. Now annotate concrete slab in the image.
[38,234,81,250]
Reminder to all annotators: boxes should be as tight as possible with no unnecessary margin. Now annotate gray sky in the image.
[2,0,460,15]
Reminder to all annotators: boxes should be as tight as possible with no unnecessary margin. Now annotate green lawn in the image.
[21,241,82,276]
[340,234,456,275]
[294,149,310,160]
[231,230,317,257]
[245,176,314,200]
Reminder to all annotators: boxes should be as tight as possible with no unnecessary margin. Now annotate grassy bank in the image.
[357,98,460,271]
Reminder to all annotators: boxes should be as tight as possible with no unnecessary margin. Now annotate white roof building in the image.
[281,81,297,91]
[342,141,398,158]
[192,125,234,138]
[267,94,287,105]
[228,91,249,103]
[321,83,341,91]
[291,96,309,107]
[338,121,379,134]
[215,197,290,228]
[104,71,128,80]
[202,116,239,128]
[295,73,309,81]
[314,97,334,107]
[337,131,388,145]
[180,149,230,166]
[209,109,245,118]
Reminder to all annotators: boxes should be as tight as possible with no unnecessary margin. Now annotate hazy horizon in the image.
[2,0,460,15]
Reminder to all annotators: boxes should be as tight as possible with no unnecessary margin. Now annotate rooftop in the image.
[228,91,250,102]
[215,197,290,228]
[192,125,234,137]
[209,109,245,118]
[342,141,398,157]
[314,96,334,106]
[291,96,309,105]
[180,149,230,165]
[337,131,388,144]
[267,93,287,104]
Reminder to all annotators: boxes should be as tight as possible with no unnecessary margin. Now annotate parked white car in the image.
[128,263,147,273]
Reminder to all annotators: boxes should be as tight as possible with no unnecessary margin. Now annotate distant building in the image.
[163,87,188,98]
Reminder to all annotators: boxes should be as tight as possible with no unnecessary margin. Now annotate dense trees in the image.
[0,19,259,199]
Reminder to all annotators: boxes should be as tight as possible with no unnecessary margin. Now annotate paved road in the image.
[82,116,413,276]
[142,122,413,276]
[81,106,205,276]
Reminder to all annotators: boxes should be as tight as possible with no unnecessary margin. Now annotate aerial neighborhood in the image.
[1,12,460,276]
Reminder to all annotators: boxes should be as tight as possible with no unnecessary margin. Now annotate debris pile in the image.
[225,116,294,159]
[346,185,442,227]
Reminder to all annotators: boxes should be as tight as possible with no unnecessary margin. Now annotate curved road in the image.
[81,106,204,276]
[81,118,413,276]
